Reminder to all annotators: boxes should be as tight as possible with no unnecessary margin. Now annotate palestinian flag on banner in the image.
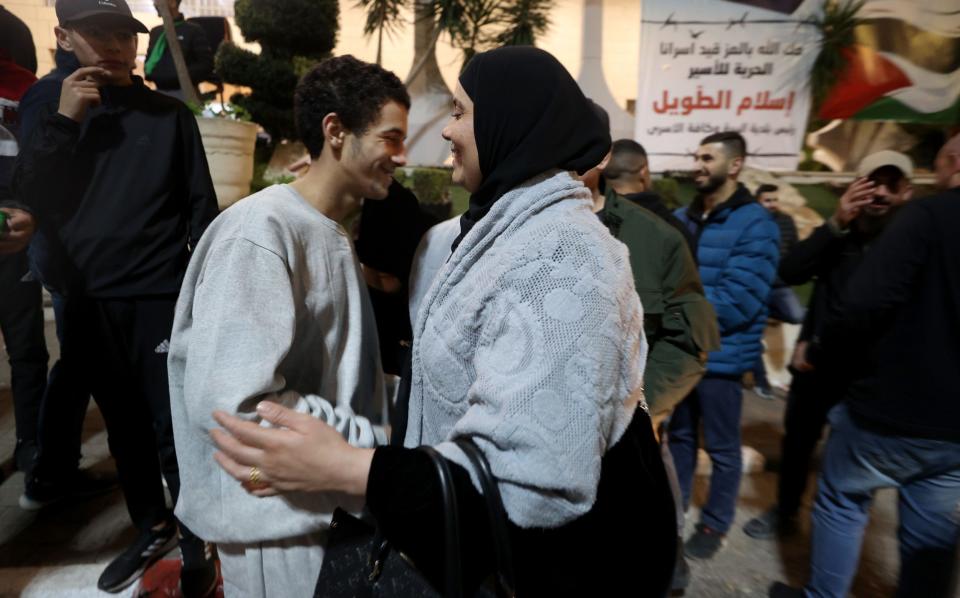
[819,1,960,124]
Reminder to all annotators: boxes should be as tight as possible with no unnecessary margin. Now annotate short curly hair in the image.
[295,55,410,159]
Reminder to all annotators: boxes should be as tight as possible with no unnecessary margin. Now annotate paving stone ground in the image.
[0,316,913,597]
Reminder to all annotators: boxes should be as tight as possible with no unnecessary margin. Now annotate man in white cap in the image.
[769,139,960,597]
[744,150,913,542]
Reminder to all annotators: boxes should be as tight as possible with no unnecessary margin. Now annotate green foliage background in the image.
[215,0,340,142]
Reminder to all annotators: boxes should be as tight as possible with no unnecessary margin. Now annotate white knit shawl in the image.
[405,170,648,528]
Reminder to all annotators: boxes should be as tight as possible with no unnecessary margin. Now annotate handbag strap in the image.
[419,445,463,598]
[452,438,516,598]
[367,446,462,597]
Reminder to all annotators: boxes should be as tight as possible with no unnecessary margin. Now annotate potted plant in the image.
[192,102,259,210]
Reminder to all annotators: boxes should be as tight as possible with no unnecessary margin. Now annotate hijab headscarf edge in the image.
[451,46,611,250]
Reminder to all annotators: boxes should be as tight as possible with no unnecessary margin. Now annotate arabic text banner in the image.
[123,0,235,17]
[636,0,821,172]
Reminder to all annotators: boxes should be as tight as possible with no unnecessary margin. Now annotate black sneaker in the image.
[180,540,219,598]
[684,523,726,560]
[97,522,178,593]
[14,438,38,475]
[769,581,805,597]
[743,507,798,540]
[19,469,119,510]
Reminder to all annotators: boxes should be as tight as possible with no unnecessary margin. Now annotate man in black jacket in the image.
[12,0,219,593]
[144,0,212,100]
[13,46,98,494]
[770,136,960,598]
[0,6,46,478]
[744,151,914,541]
[751,183,803,399]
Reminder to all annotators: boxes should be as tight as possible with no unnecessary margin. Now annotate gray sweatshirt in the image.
[168,184,387,543]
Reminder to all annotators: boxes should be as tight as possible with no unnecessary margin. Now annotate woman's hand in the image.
[211,401,375,498]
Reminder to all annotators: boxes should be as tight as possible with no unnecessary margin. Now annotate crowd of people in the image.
[0,0,958,597]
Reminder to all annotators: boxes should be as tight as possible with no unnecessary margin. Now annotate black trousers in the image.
[35,292,93,478]
[33,295,194,539]
[0,253,48,472]
[776,369,842,518]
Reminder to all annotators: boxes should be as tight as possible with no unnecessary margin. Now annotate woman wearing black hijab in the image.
[210,47,677,596]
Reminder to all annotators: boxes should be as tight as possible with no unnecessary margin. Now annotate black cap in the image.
[56,0,149,33]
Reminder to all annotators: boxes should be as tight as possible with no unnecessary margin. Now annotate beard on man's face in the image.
[695,170,727,194]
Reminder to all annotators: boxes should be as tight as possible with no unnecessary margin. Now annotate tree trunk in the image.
[154,0,201,106]
[405,0,448,95]
[403,0,454,166]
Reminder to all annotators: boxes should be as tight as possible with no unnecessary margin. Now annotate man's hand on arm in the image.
[0,208,37,255]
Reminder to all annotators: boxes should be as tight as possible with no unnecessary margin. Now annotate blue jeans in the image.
[668,375,743,533]
[806,403,960,598]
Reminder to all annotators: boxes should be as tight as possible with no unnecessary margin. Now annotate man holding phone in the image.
[743,151,914,541]
[12,0,219,593]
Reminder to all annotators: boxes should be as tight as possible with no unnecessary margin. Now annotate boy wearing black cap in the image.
[12,0,219,594]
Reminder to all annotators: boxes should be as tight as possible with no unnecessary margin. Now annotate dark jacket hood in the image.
[686,183,755,223]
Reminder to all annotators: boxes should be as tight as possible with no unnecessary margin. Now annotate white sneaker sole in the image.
[18,492,60,511]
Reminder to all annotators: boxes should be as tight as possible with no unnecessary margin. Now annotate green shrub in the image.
[651,177,681,210]
[794,184,839,220]
[216,0,339,144]
[395,167,459,220]
[395,167,450,204]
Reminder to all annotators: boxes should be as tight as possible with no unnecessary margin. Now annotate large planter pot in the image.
[196,117,258,210]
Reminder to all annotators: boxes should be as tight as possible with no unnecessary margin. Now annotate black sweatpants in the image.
[33,295,195,541]
[35,292,93,480]
[0,253,48,472]
[776,369,843,518]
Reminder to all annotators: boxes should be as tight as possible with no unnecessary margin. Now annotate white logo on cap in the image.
[99,0,118,7]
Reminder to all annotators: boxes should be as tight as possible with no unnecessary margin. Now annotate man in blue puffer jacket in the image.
[667,131,780,560]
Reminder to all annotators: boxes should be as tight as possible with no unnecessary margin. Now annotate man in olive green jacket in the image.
[599,188,720,419]
[586,163,719,592]
[581,114,719,588]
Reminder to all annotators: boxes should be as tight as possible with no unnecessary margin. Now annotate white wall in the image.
[7,0,643,113]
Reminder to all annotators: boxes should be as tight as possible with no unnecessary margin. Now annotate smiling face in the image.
[441,83,482,193]
[55,19,137,85]
[693,142,737,193]
[339,100,409,200]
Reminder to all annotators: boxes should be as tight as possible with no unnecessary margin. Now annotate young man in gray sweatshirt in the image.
[167,55,409,597]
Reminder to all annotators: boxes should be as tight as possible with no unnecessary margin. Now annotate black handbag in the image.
[313,440,515,598]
